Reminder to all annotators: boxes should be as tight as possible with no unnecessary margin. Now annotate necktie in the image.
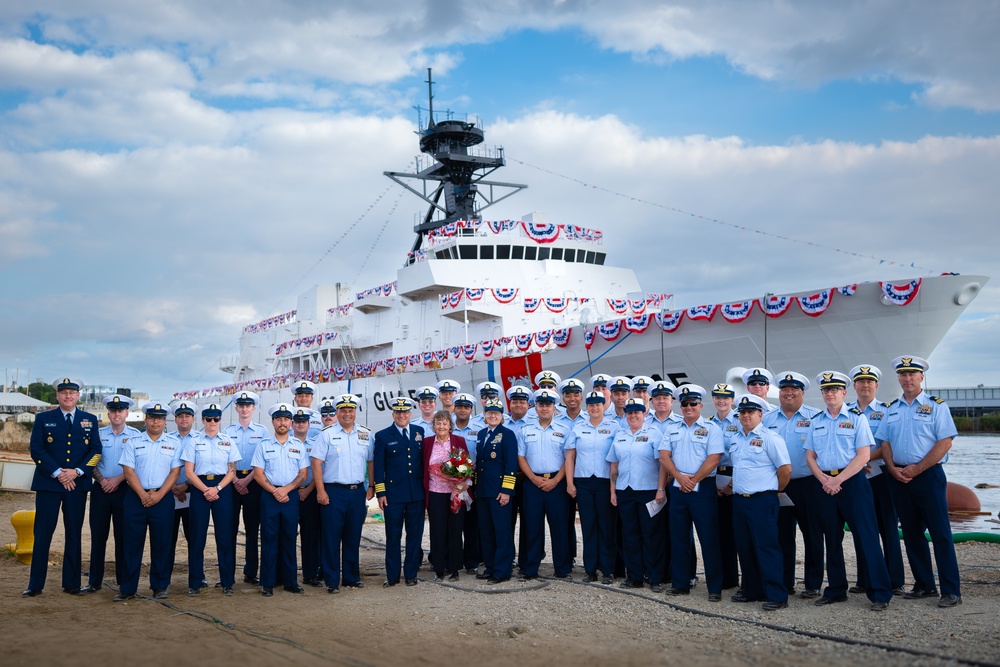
[401,427,408,440]
[66,413,73,428]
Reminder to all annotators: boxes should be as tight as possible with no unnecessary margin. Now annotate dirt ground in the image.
[1,490,998,667]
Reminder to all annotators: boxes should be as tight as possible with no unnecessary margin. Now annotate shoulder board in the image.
[849,407,863,415]
[357,425,371,432]
[928,396,945,404]
[886,398,899,407]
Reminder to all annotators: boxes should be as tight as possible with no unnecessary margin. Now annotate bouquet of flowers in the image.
[440,449,475,513]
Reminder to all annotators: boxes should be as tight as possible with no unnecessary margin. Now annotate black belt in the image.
[738,490,776,498]
[237,469,252,477]
[823,469,841,476]
[198,474,224,482]
[539,472,559,479]
[328,482,362,490]
[142,488,159,493]
[717,466,733,475]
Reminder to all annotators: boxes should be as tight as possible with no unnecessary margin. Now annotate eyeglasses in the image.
[203,416,221,422]
[680,401,701,408]
[747,381,769,387]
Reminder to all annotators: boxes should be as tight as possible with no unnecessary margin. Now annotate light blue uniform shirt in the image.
[730,424,790,494]
[96,424,141,479]
[469,413,487,433]
[223,421,267,472]
[659,417,725,477]
[762,405,821,479]
[565,418,618,478]
[311,424,374,484]
[848,399,890,467]
[453,422,480,464]
[607,425,663,491]
[303,434,318,485]
[804,405,875,471]
[251,436,309,487]
[181,432,240,476]
[518,421,569,474]
[874,391,958,465]
[710,412,741,468]
[119,432,183,489]
[170,430,199,485]
[411,416,435,438]
[644,411,682,438]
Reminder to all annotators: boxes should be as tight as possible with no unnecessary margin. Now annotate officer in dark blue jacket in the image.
[475,399,518,583]
[374,398,426,586]
[24,376,102,598]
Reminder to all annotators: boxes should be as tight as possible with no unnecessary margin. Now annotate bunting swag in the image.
[798,290,834,317]
[493,288,519,303]
[880,279,922,306]
[183,279,922,400]
[521,221,561,243]
[426,219,602,244]
[720,301,754,323]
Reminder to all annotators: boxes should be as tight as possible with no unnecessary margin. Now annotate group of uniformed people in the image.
[23,357,963,612]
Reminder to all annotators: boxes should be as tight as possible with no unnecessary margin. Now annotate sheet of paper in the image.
[715,474,732,489]
[778,492,794,507]
[646,498,666,517]
[672,478,700,492]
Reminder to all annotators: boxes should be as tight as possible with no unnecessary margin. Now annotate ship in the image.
[176,70,989,429]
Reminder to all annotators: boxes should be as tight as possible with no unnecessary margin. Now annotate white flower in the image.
[457,464,469,474]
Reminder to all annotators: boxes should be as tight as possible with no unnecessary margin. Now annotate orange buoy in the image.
[946,482,981,513]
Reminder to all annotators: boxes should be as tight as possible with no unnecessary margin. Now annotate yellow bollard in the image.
[5,510,35,565]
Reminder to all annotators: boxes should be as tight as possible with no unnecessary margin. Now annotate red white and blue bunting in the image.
[356,281,397,302]
[798,290,834,317]
[243,309,297,335]
[720,301,754,323]
[880,279,922,306]
[426,219,603,245]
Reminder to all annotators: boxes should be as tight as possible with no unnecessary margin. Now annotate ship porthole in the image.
[954,282,981,306]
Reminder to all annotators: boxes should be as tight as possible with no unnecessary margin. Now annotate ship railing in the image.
[423,225,605,250]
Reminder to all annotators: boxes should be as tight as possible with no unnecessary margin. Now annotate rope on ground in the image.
[421,576,551,595]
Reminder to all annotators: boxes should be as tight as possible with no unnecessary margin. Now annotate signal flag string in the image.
[507,156,931,273]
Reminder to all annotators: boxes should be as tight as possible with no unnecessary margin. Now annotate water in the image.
[945,434,1000,534]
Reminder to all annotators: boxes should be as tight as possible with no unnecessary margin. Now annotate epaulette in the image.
[929,396,945,404]
[885,398,899,407]
[357,424,371,432]
[849,407,863,416]
[320,424,333,431]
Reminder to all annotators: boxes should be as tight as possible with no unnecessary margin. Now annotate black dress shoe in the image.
[223,587,234,596]
[22,588,42,598]
[406,578,419,586]
[283,585,305,594]
[519,574,538,581]
[465,568,478,575]
[707,592,722,602]
[327,586,340,594]
[475,572,491,580]
[650,583,665,593]
[731,592,756,603]
[62,587,83,595]
[849,585,866,594]
[261,587,273,597]
[342,581,364,588]
[81,584,101,594]
[870,600,889,611]
[243,575,260,585]
[383,579,400,587]
[601,575,614,585]
[448,573,459,582]
[799,588,821,599]
[553,573,570,579]
[666,588,690,596]
[487,577,509,585]
[892,586,905,596]
[814,596,848,606]
[153,589,169,599]
[619,580,643,589]
[938,594,963,608]
[188,588,200,597]
[304,578,324,588]
[761,600,788,611]
[113,592,135,602]
[903,588,938,599]
[582,572,598,583]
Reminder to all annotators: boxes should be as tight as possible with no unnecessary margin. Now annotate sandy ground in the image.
[1,490,998,667]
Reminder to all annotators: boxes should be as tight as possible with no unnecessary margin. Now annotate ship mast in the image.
[385,68,527,255]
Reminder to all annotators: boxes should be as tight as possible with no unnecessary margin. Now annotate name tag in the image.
[195,443,208,452]
[886,412,901,423]
[264,449,278,460]
[813,425,828,437]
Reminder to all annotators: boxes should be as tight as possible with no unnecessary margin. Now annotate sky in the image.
[1,1,998,398]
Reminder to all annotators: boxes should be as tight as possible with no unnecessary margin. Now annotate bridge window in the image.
[480,245,494,259]
[497,245,511,259]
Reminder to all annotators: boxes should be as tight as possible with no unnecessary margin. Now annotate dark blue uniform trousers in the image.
[29,488,88,591]
[319,484,367,586]
[428,491,465,576]
[779,476,825,592]
[617,488,665,585]
[478,496,514,580]
[188,481,235,588]
[522,479,571,577]
[574,476,616,577]
[260,491,300,588]
[717,493,740,589]
[734,492,786,603]
[232,473,261,579]
[384,498,425,581]
[889,465,960,596]
[121,490,174,595]
[168,503,190,578]
[669,477,723,594]
[852,470,905,590]
[815,473,892,602]
[87,484,126,588]
[298,488,322,582]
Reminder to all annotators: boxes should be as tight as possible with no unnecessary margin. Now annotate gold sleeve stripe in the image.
[374,483,386,493]
[86,454,101,467]
[501,480,516,490]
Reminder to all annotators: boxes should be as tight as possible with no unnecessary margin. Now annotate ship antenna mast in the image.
[385,68,527,258]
